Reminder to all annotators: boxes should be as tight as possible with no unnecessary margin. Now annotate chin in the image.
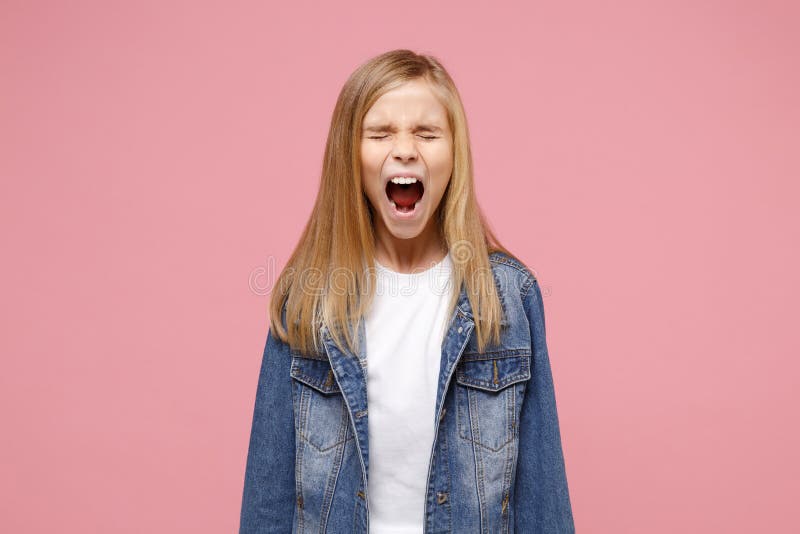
[384,225,423,240]
[381,215,427,240]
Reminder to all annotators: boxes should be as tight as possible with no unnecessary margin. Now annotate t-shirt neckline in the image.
[374,251,452,279]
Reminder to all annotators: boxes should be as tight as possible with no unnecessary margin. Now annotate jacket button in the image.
[436,491,448,504]
[439,407,447,421]
[297,494,303,508]
[457,326,463,333]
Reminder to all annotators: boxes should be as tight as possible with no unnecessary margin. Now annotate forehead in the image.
[362,79,449,127]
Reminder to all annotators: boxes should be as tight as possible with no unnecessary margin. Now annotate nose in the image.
[390,133,418,162]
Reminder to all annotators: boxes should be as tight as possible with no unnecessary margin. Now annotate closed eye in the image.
[367,135,439,140]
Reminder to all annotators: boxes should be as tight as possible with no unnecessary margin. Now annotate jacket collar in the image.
[318,276,475,352]
[318,279,477,485]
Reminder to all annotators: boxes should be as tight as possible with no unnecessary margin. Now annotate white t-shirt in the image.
[364,252,455,533]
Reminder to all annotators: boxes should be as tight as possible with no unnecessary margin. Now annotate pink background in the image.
[2,1,798,532]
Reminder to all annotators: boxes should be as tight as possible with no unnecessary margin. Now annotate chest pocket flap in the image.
[456,349,531,392]
[290,354,341,395]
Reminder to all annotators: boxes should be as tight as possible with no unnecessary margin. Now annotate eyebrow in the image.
[363,124,444,133]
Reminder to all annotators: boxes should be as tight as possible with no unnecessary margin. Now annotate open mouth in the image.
[385,178,424,214]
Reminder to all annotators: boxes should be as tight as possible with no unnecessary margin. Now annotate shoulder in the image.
[488,250,539,299]
[488,250,549,339]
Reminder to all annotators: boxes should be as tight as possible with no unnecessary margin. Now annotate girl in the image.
[240,49,575,533]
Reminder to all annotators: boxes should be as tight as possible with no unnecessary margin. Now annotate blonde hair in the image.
[270,49,518,356]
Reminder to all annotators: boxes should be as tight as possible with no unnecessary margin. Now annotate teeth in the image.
[390,176,418,185]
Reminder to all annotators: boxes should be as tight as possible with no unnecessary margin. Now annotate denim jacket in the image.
[240,251,575,533]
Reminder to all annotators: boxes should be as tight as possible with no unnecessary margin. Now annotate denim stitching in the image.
[294,384,309,532]
[468,383,488,532]
[461,348,531,361]
[319,415,349,532]
[500,382,517,533]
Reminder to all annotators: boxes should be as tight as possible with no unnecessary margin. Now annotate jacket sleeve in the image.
[239,326,297,533]
[513,278,576,532]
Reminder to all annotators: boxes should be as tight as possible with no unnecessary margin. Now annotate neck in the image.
[373,221,447,274]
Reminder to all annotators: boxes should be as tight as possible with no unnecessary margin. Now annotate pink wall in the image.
[2,1,798,532]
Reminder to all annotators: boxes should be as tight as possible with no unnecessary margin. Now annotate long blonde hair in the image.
[270,49,517,356]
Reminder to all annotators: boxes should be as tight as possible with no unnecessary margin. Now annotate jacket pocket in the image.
[455,349,531,451]
[290,353,354,452]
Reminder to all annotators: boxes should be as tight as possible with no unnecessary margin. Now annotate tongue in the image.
[387,182,423,209]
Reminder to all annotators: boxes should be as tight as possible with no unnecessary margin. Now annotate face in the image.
[360,78,453,242]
